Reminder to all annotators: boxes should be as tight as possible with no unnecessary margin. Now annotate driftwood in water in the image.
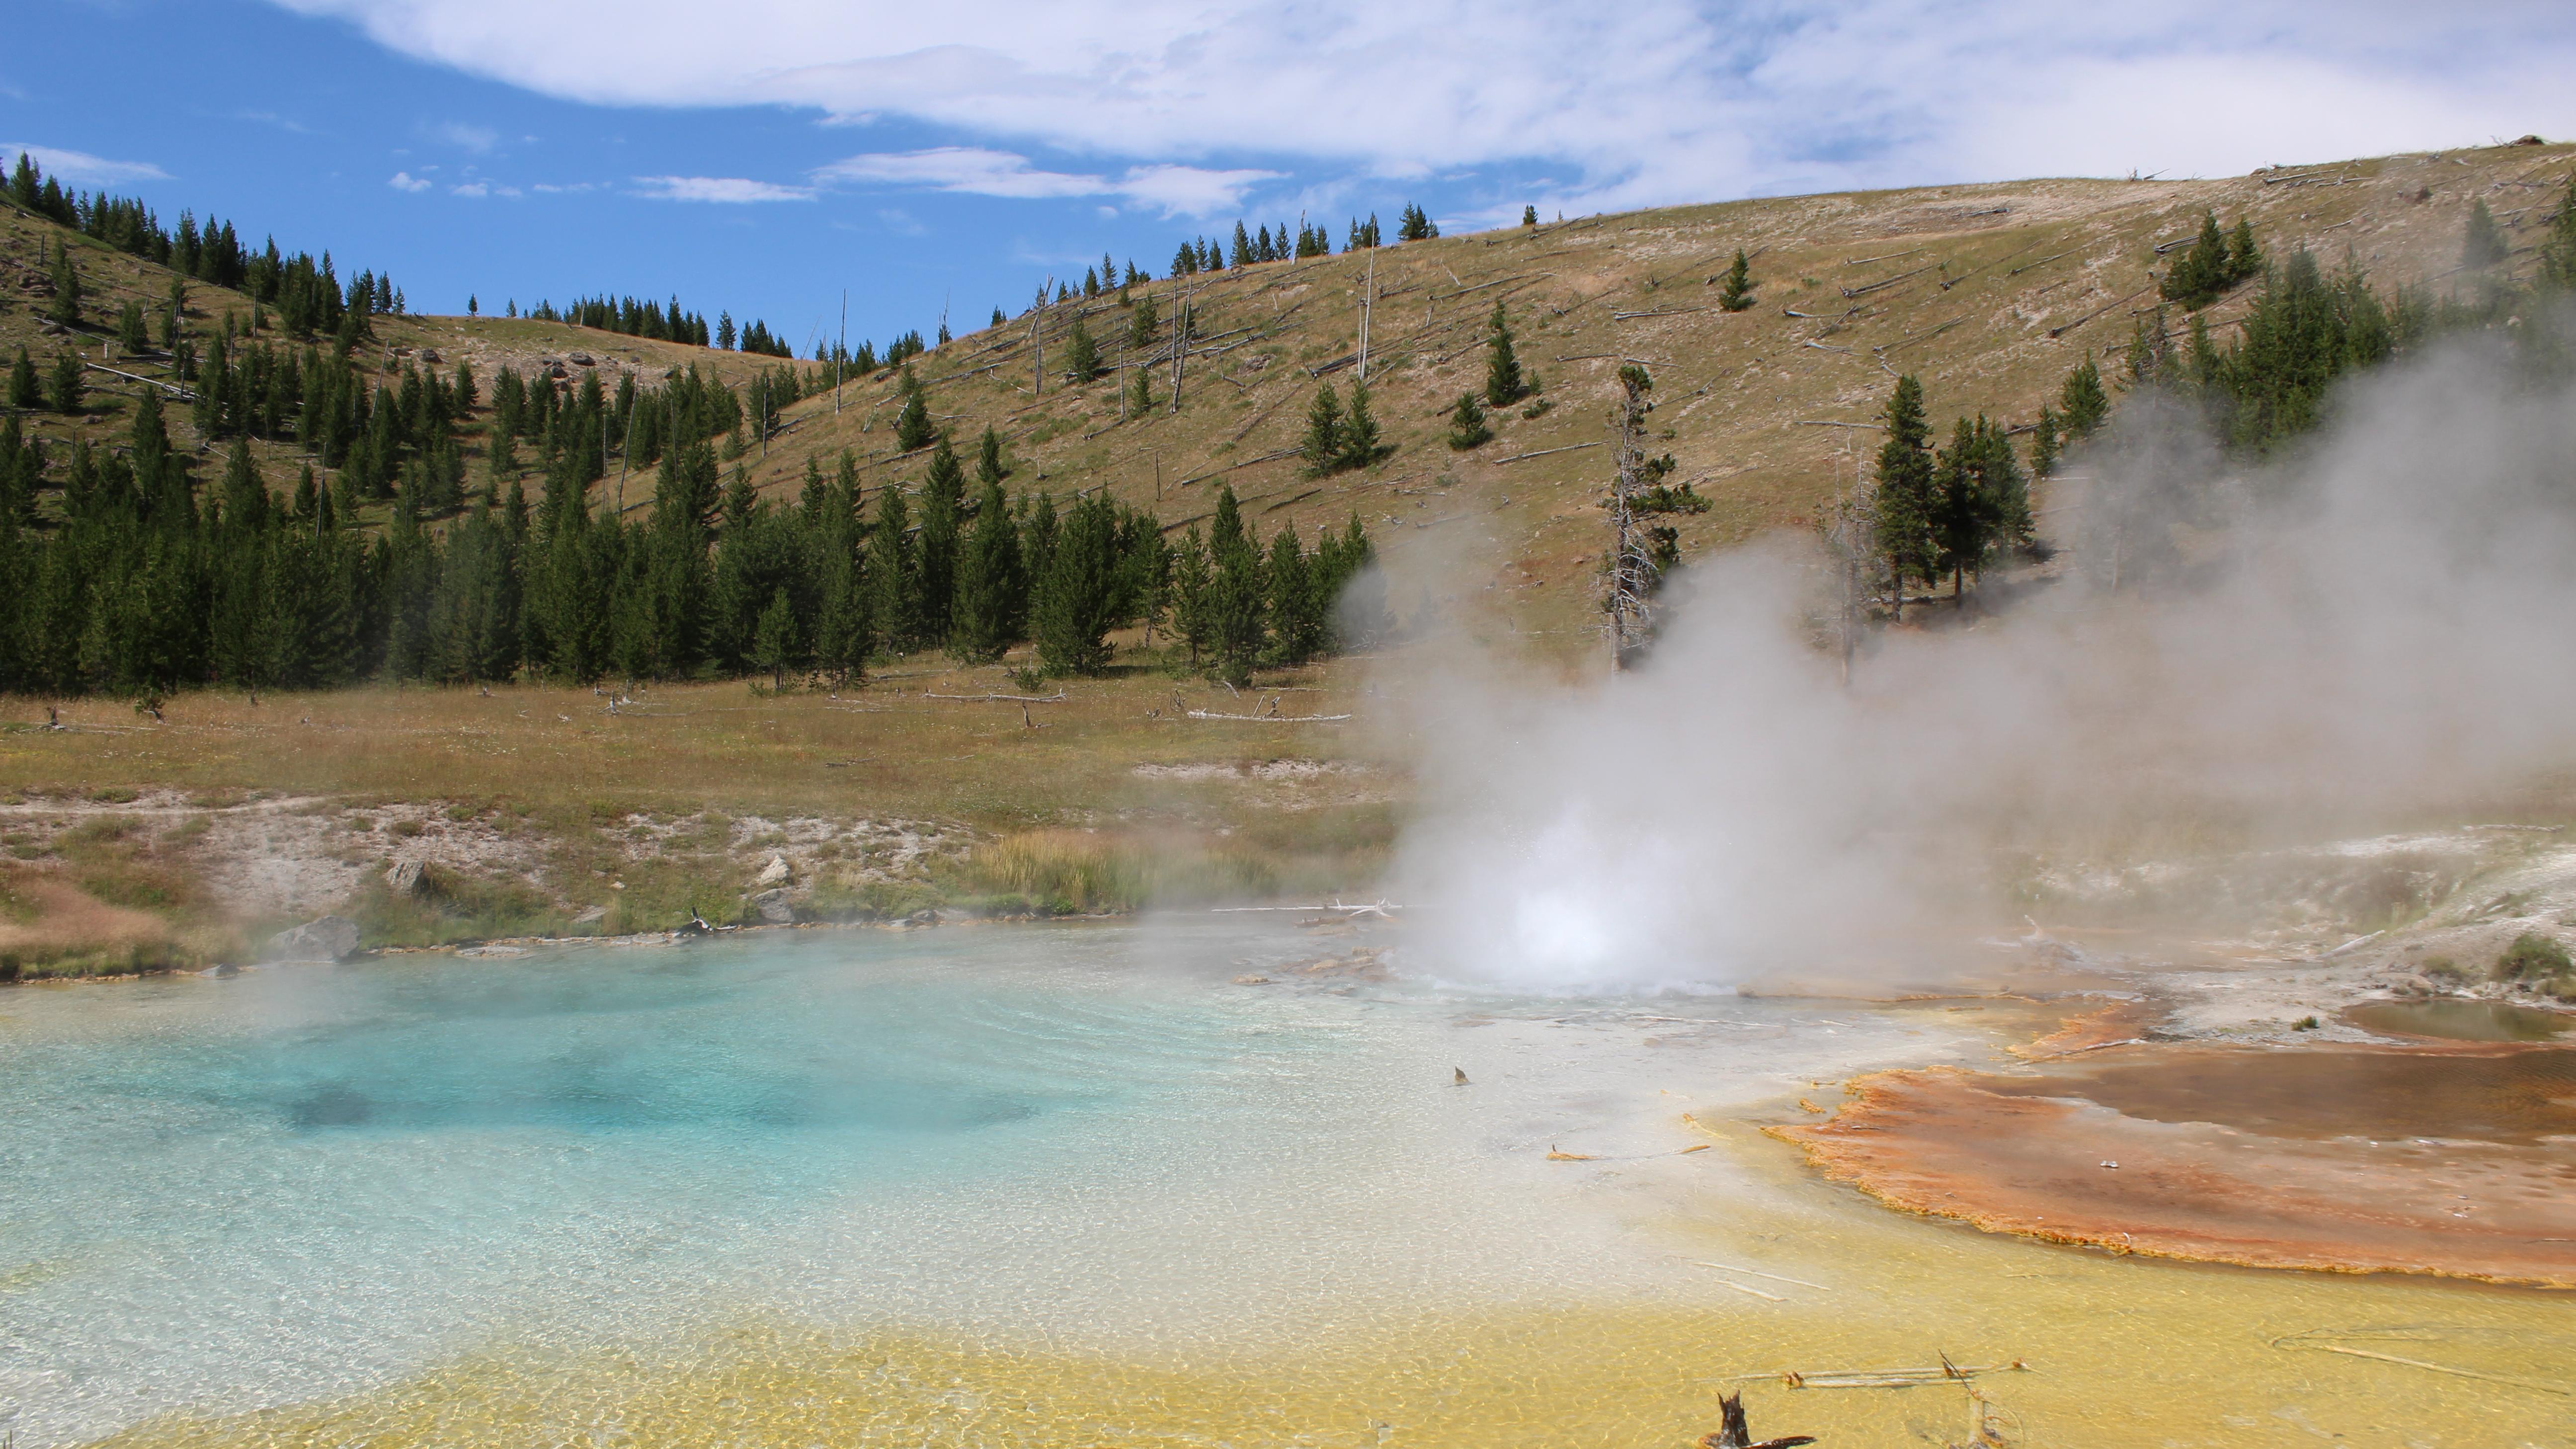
[1699,1390,1816,1449]
[1741,1355,2030,1390]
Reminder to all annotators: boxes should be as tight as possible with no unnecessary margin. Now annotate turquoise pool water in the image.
[0,919,1982,1446]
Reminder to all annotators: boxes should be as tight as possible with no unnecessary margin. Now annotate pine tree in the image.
[749,587,797,689]
[1397,203,1437,242]
[2226,218,2263,283]
[867,481,918,652]
[46,248,81,326]
[1446,392,1491,450]
[1063,315,1101,382]
[2162,211,2231,308]
[1484,301,1527,405]
[915,435,967,642]
[1929,416,1990,602]
[1870,374,1937,617]
[2539,174,2576,292]
[1127,365,1151,414]
[975,425,1008,485]
[2058,358,2109,438]
[1230,220,1252,268]
[2029,404,2062,478]
[48,350,83,415]
[1338,383,1383,470]
[1523,205,1538,227]
[1300,383,1345,475]
[1127,293,1158,349]
[1167,526,1211,667]
[951,479,1026,662]
[7,348,37,410]
[1206,484,1266,684]
[1033,491,1118,675]
[2463,197,2509,269]
[894,372,935,452]
[1264,525,1327,665]
[1717,248,1756,312]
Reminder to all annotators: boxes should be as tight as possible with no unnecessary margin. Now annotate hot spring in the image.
[0,919,2566,1447]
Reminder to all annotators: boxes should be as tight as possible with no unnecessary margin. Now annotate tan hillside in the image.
[13,143,2573,663]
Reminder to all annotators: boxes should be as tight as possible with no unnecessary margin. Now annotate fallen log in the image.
[1493,441,1603,464]
[1184,708,1353,722]
[2048,284,2154,339]
[922,690,1065,704]
[1841,261,1941,298]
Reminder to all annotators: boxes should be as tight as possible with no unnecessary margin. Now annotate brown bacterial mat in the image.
[1773,1045,2576,1288]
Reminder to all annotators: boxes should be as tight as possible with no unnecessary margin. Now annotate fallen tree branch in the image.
[1494,441,1604,464]
[2271,1335,2572,1397]
[2048,284,2155,338]
[922,690,1066,704]
[2007,248,2081,277]
[1841,261,1941,298]
[1177,448,1299,487]
[1877,315,1971,354]
[1184,709,1353,722]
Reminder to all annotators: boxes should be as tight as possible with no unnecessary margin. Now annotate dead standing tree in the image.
[1605,363,1660,670]
[1819,433,1878,685]
[1030,277,1051,396]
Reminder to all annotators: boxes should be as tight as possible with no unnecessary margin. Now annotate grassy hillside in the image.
[4,142,2572,972]
[14,142,2572,655]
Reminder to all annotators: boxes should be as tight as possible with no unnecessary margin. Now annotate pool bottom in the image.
[78,1131,2576,1449]
[78,1285,2576,1449]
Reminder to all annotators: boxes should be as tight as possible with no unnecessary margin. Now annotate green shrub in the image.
[2496,932,2574,982]
[2422,955,2464,982]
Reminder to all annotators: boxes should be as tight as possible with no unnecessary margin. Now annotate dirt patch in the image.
[1771,1046,2576,1289]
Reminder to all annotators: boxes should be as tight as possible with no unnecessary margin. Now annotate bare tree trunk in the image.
[1605,366,1655,670]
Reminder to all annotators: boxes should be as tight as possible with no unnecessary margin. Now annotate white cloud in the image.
[633,174,814,202]
[0,143,171,186]
[388,169,433,192]
[452,180,489,197]
[431,120,501,152]
[264,1,2576,210]
[814,147,1276,216]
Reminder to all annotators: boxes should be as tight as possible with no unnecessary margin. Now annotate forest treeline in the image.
[0,328,1379,695]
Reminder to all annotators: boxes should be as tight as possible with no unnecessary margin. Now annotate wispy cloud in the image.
[387,169,433,191]
[632,174,813,203]
[1,143,171,185]
[232,109,313,134]
[429,120,501,152]
[258,0,2576,213]
[815,147,1277,216]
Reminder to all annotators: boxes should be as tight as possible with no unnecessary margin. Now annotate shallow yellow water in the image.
[89,1131,2576,1449]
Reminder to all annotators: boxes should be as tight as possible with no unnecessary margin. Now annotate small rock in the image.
[906,908,940,927]
[385,859,424,894]
[567,352,594,367]
[750,887,796,924]
[571,905,607,925]
[755,855,791,888]
[418,348,441,364]
[267,915,359,963]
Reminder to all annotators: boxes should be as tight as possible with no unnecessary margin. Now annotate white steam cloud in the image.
[1389,335,2576,993]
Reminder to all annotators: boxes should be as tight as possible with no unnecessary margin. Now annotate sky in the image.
[10,1,2575,355]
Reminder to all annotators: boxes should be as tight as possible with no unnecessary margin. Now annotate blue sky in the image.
[11,1,2574,356]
